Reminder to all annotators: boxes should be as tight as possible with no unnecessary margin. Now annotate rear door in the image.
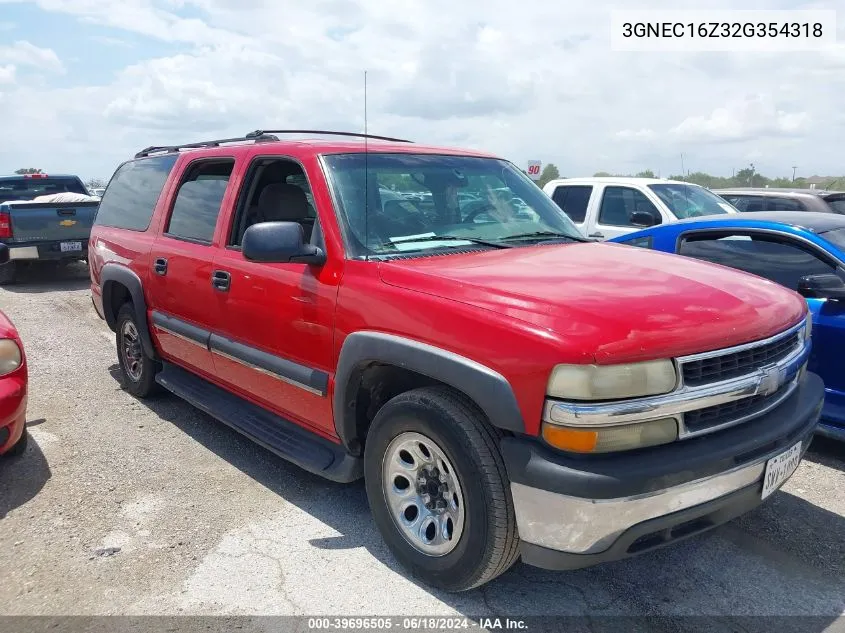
[676,229,845,414]
[548,184,593,234]
[146,157,237,378]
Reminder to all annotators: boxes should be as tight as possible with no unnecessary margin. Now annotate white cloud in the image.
[0,0,843,181]
[0,40,64,73]
[0,64,15,84]
[669,94,809,143]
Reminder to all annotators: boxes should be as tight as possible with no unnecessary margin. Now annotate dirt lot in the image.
[1,264,845,622]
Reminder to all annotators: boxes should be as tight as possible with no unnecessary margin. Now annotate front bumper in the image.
[0,373,27,454]
[502,371,824,570]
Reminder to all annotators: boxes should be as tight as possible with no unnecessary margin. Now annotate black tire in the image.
[364,386,520,591]
[115,303,160,398]
[5,425,28,457]
[0,262,17,286]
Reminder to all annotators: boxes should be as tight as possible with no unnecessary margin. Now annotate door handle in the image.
[211,270,231,292]
[153,257,168,275]
[588,232,605,239]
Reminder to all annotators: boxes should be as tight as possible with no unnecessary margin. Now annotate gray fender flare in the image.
[100,264,158,360]
[333,331,525,448]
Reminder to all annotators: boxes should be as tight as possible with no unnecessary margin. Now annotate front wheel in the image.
[115,303,160,398]
[364,387,520,591]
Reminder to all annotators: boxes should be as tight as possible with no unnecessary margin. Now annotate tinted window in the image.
[95,155,179,231]
[0,176,88,201]
[166,160,234,243]
[820,228,845,251]
[823,195,845,214]
[766,197,804,211]
[618,236,653,249]
[598,186,661,227]
[551,185,591,223]
[678,232,835,290]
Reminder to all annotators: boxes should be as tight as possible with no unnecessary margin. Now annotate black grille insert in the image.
[682,331,800,387]
[684,385,791,433]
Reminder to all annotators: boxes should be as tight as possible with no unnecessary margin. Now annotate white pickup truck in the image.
[542,177,737,240]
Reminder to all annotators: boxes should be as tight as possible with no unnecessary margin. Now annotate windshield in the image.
[648,183,735,219]
[821,228,845,252]
[0,176,88,202]
[323,153,584,257]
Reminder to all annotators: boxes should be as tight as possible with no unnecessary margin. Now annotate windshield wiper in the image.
[387,235,513,249]
[499,231,591,243]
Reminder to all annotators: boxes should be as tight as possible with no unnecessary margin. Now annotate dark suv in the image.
[716,188,845,214]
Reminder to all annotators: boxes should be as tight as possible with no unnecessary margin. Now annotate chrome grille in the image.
[682,331,801,387]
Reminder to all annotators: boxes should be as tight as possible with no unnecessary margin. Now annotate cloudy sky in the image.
[0,0,842,181]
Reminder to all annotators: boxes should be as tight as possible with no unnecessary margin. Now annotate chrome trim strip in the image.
[676,318,804,366]
[544,320,810,432]
[153,323,208,349]
[210,347,324,396]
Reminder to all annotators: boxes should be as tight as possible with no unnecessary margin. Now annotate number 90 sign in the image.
[526,160,542,180]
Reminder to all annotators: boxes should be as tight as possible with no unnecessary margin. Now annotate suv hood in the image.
[378,243,806,363]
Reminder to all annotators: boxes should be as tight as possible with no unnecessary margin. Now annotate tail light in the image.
[0,211,11,239]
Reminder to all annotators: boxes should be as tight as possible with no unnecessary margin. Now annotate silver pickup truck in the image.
[0,174,99,284]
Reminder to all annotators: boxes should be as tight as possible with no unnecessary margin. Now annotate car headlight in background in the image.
[542,417,678,453]
[546,359,677,401]
[0,339,22,376]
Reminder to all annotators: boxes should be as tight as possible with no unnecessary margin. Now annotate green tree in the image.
[635,169,656,178]
[85,177,106,189]
[537,163,560,187]
[14,167,43,174]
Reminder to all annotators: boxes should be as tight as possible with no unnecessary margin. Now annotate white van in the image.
[542,177,737,240]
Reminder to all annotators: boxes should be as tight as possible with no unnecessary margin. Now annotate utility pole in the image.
[749,163,755,187]
[792,166,797,182]
[680,153,685,180]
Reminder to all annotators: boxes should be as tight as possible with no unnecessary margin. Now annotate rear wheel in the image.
[364,386,520,591]
[116,303,160,397]
[0,262,17,285]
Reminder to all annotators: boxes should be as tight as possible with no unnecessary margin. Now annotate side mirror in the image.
[242,222,326,265]
[631,210,658,227]
[797,273,845,300]
[0,244,8,265]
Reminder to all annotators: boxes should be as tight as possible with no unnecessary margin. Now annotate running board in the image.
[155,363,363,483]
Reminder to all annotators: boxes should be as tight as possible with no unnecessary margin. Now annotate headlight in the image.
[547,360,677,400]
[0,339,22,376]
[804,313,812,341]
[542,417,678,453]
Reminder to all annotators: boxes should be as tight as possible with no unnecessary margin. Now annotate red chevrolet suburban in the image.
[89,130,824,591]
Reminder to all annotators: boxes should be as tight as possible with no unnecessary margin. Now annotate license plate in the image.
[761,441,803,500]
[60,241,82,252]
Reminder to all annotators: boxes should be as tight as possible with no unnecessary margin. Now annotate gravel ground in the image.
[1,264,844,624]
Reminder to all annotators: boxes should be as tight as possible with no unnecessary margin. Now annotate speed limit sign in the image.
[526,160,542,180]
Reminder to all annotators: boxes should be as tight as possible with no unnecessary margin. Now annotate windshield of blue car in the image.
[820,228,845,251]
[0,176,88,202]
[648,183,735,219]
[323,153,584,256]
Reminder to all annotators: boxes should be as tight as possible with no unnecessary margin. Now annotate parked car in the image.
[0,244,28,457]
[543,177,737,240]
[715,188,845,214]
[89,187,106,198]
[609,211,845,441]
[0,173,100,284]
[90,130,822,591]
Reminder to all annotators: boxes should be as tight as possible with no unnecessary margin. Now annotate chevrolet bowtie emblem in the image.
[758,366,782,397]
[59,219,77,227]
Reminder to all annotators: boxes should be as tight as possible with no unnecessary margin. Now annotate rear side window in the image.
[95,155,179,231]
[165,160,234,243]
[598,186,661,227]
[551,185,591,223]
[766,197,804,211]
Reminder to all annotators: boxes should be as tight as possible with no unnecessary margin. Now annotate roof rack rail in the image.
[245,129,413,143]
[134,133,280,159]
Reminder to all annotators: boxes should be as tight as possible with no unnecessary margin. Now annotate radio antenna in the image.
[363,70,369,262]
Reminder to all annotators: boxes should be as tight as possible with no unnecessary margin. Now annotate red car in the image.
[89,130,823,591]
[0,244,28,457]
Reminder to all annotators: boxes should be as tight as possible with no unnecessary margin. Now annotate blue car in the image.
[610,211,845,441]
